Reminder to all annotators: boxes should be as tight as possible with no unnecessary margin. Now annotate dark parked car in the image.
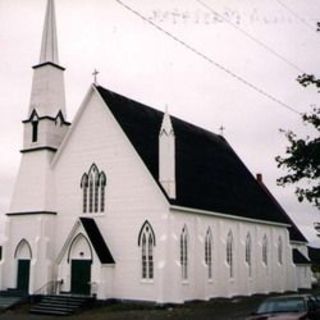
[246,294,320,320]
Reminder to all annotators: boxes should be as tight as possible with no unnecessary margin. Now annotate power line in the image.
[275,0,317,33]
[196,0,305,73]
[115,0,301,116]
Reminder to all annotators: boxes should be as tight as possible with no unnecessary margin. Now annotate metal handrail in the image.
[33,279,62,296]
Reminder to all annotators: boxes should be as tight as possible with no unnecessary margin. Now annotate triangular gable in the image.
[56,217,115,264]
[51,85,96,168]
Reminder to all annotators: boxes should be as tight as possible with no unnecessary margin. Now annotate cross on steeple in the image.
[92,69,99,85]
[219,125,225,136]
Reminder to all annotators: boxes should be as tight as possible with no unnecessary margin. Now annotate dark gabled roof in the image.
[80,217,115,264]
[256,180,307,243]
[292,248,311,265]
[96,85,306,242]
[308,246,320,265]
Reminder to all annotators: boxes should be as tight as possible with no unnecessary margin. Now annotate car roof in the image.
[265,294,312,301]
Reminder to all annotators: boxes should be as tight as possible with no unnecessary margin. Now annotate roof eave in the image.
[170,205,292,228]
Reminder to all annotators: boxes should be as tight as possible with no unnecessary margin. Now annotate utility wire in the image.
[196,0,305,73]
[275,0,317,33]
[115,0,301,116]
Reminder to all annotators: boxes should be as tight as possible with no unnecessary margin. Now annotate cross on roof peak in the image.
[219,125,226,136]
[92,69,99,85]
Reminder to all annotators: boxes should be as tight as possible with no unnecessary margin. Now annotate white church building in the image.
[0,0,311,303]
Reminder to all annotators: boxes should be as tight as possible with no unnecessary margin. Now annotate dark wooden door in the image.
[71,260,91,295]
[17,259,30,292]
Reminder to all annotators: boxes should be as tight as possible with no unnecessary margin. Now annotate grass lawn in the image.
[2,289,320,320]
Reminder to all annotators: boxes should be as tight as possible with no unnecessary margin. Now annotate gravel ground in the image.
[0,289,319,320]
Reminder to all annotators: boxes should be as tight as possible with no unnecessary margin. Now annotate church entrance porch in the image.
[71,260,91,295]
[16,259,30,293]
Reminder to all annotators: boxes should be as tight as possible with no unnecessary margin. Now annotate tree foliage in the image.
[276,73,320,209]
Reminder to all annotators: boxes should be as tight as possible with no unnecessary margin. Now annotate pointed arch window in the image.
[262,235,268,266]
[226,231,234,278]
[278,236,283,265]
[89,175,94,213]
[205,228,213,280]
[80,164,106,214]
[80,174,88,213]
[245,233,252,277]
[32,120,39,142]
[94,175,99,213]
[100,172,106,212]
[138,221,156,280]
[180,225,188,280]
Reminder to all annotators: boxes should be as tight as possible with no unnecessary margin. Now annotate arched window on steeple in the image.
[80,164,106,214]
[32,120,39,142]
[138,221,156,280]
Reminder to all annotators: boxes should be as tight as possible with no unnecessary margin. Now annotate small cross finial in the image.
[219,125,225,136]
[92,69,99,85]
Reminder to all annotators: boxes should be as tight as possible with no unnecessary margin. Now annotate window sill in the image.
[140,279,154,285]
[80,213,105,217]
[182,280,189,285]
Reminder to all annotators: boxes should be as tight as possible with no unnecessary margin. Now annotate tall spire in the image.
[160,105,174,136]
[39,0,59,64]
[28,0,66,119]
[159,106,176,199]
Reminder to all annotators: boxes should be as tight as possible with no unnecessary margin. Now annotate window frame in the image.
[205,228,213,280]
[180,225,188,281]
[245,233,252,277]
[262,235,268,266]
[138,221,156,281]
[278,236,283,265]
[226,231,234,278]
[80,164,106,215]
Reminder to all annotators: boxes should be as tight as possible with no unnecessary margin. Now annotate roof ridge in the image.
[96,85,224,142]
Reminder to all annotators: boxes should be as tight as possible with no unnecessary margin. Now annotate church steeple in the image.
[22,0,69,152]
[27,0,66,121]
[10,0,70,213]
[39,0,59,65]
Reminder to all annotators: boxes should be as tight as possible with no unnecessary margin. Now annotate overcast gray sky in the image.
[0,0,319,244]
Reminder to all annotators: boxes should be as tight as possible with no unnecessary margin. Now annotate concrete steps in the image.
[30,295,93,316]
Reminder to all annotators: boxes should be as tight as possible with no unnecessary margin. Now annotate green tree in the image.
[276,74,320,209]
